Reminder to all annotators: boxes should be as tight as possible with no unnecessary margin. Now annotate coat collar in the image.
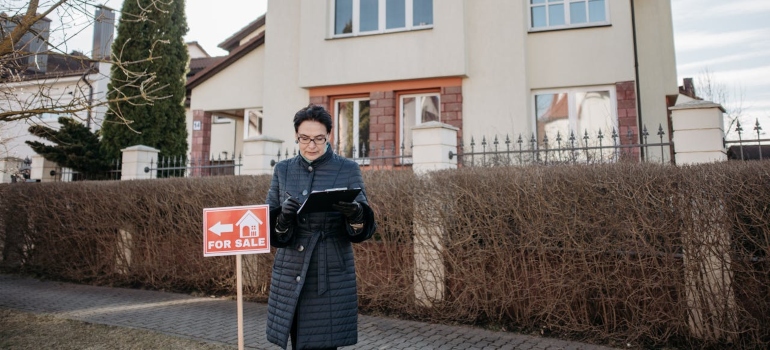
[298,143,333,167]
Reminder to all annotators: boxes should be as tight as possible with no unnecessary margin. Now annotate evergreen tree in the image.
[26,117,112,179]
[100,0,189,161]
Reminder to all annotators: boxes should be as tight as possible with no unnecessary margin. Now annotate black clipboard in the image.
[297,188,362,215]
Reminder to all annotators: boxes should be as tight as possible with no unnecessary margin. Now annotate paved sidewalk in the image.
[0,274,618,350]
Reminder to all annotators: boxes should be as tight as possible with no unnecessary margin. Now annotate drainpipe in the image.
[80,66,94,129]
[629,0,645,158]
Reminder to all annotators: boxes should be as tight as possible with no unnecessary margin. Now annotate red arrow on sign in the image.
[203,204,270,257]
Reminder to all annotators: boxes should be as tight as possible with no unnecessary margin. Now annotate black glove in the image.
[332,201,364,223]
[276,197,301,231]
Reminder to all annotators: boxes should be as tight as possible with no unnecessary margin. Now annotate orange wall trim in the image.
[309,77,463,97]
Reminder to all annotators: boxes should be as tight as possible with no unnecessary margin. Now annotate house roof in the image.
[0,52,97,82]
[188,56,224,78]
[186,31,265,90]
[217,14,266,53]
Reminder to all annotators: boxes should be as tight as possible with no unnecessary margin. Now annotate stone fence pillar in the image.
[411,122,458,306]
[670,100,727,165]
[411,121,458,174]
[30,154,58,182]
[671,100,737,340]
[120,145,159,180]
[242,136,284,176]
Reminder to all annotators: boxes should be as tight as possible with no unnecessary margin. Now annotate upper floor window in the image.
[529,0,608,31]
[334,98,371,158]
[533,86,616,147]
[333,0,433,37]
[400,92,439,156]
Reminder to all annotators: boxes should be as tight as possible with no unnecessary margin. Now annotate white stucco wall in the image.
[263,0,307,148]
[296,0,466,87]
[209,117,243,160]
[634,0,679,132]
[1,75,89,160]
[461,1,530,139]
[190,48,265,112]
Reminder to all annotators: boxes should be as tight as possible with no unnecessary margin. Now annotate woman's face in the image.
[296,120,329,162]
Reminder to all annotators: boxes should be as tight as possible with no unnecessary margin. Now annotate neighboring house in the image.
[0,8,221,183]
[184,41,225,158]
[186,15,266,162]
[0,6,114,182]
[188,0,679,164]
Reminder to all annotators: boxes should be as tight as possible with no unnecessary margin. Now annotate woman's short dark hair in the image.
[293,104,333,133]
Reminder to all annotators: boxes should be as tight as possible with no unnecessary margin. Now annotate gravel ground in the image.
[0,308,236,350]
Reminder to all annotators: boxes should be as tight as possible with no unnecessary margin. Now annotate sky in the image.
[25,0,770,130]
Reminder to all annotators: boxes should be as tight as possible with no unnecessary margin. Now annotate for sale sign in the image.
[203,205,270,257]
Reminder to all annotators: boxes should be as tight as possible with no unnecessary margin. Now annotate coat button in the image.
[307,166,313,172]
[296,276,301,283]
[297,245,304,252]
[302,190,308,196]
[300,217,307,223]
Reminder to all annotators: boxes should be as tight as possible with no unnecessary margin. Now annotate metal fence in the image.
[50,159,122,182]
[725,119,769,160]
[451,124,673,167]
[144,154,242,178]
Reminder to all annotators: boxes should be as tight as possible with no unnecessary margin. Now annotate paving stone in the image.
[0,274,619,350]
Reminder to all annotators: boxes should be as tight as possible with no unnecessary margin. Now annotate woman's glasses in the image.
[297,135,327,145]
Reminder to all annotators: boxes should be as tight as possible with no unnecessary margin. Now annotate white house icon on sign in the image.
[235,210,263,238]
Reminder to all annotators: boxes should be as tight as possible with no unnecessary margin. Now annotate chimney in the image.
[92,6,115,60]
[1,14,50,72]
[679,78,696,99]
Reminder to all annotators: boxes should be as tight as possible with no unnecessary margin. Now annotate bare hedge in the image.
[1,162,768,349]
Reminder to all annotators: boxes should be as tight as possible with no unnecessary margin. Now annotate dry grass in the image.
[0,308,234,350]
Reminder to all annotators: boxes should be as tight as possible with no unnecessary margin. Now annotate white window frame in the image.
[334,97,370,160]
[528,0,611,32]
[399,92,440,157]
[532,85,618,143]
[330,0,433,38]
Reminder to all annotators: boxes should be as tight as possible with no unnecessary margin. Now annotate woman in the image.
[265,104,377,349]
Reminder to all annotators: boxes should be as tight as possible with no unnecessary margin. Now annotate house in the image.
[0,7,222,183]
[188,0,679,166]
[186,15,266,163]
[0,6,114,182]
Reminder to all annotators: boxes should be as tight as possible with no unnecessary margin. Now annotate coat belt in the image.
[302,231,330,296]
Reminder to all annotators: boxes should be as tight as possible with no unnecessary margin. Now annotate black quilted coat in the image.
[265,146,376,349]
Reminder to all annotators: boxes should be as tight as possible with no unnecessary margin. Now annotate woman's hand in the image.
[276,197,302,231]
[332,201,363,223]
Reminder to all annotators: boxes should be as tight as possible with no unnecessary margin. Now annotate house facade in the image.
[251,0,679,162]
[189,1,679,162]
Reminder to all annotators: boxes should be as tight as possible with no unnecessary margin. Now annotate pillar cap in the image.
[411,121,459,131]
[669,100,726,112]
[120,145,160,152]
[244,135,284,142]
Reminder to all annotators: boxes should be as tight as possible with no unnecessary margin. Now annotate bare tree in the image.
[0,0,171,124]
[695,67,746,136]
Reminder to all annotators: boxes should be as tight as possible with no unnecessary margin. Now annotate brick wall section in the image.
[441,85,463,146]
[309,96,330,113]
[191,110,212,176]
[192,110,212,160]
[369,91,397,156]
[616,81,640,160]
